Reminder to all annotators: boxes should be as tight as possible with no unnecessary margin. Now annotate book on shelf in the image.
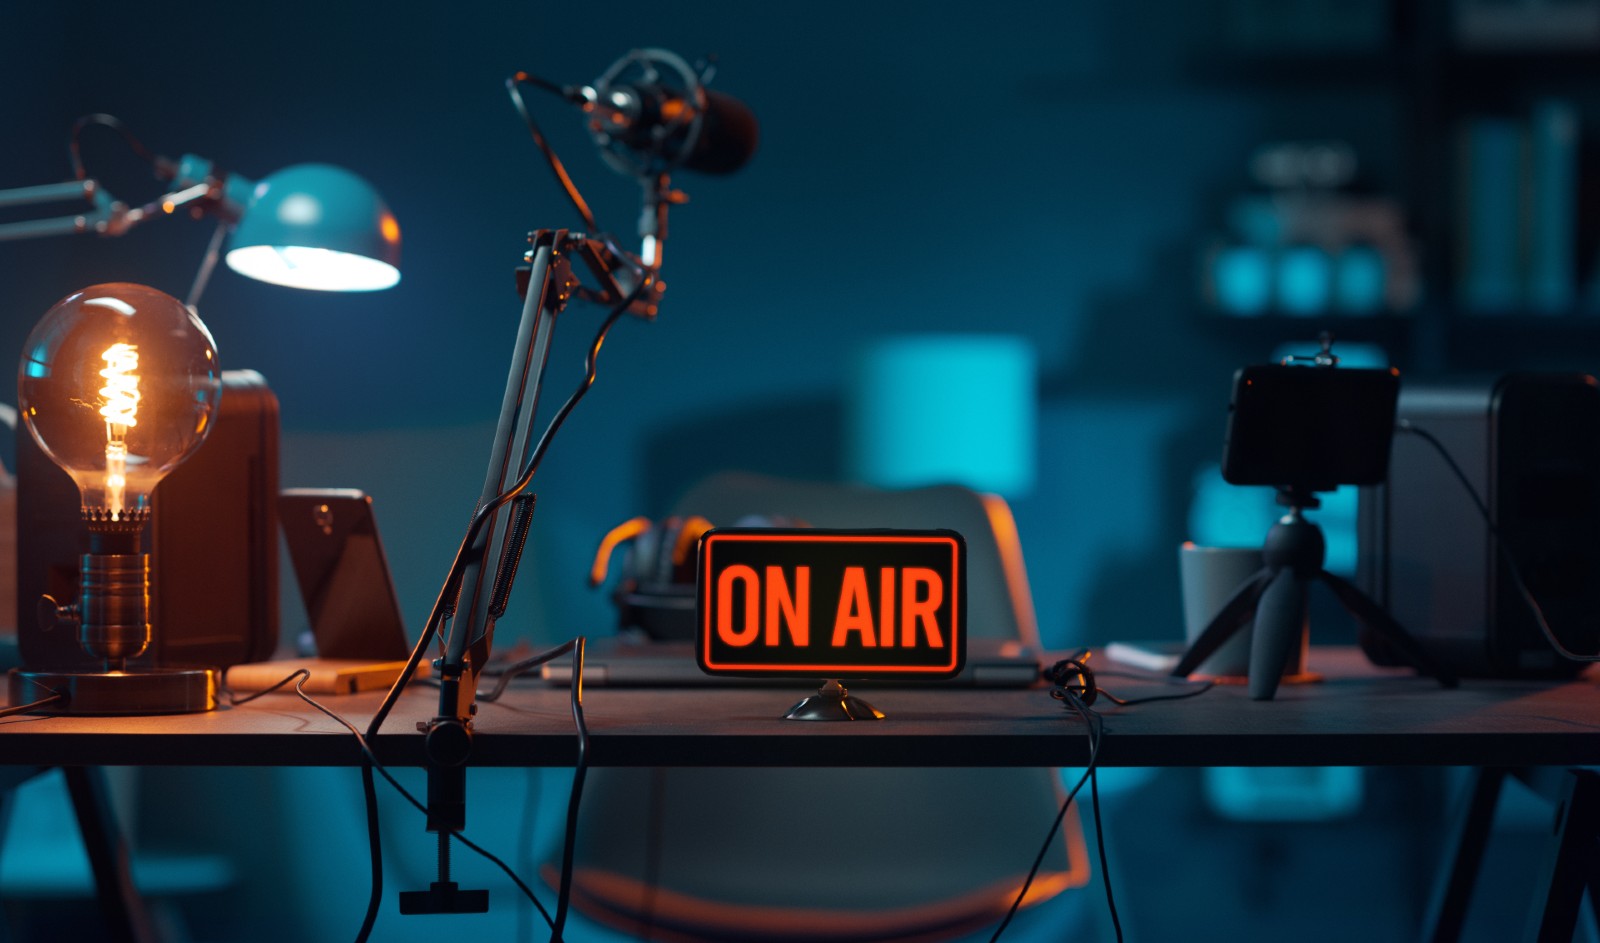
[1458,101,1583,316]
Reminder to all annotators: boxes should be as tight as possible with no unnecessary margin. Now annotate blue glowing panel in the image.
[848,335,1035,498]
[1187,462,1277,549]
[1276,246,1333,316]
[1190,463,1362,576]
[1212,246,1272,317]
[1203,766,1364,822]
[1335,244,1387,315]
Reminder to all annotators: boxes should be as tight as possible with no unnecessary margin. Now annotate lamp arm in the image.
[0,179,103,210]
[0,173,236,243]
[0,179,119,241]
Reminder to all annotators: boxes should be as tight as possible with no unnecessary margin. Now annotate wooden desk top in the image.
[1,648,1595,769]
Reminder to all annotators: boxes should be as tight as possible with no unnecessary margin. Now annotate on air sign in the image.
[696,529,966,679]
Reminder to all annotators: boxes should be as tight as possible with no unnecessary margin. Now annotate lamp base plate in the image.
[9,667,219,715]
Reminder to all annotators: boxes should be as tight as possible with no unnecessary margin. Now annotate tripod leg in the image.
[1170,569,1271,678]
[1320,570,1459,688]
[1249,568,1308,700]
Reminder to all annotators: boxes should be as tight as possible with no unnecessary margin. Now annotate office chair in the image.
[549,472,1089,943]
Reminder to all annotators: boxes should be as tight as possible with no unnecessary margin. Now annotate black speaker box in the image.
[17,370,280,670]
[1357,373,1600,678]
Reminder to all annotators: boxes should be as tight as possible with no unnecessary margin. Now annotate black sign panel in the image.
[696,528,966,679]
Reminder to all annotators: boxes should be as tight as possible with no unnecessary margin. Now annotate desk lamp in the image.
[10,283,222,714]
[0,114,401,304]
[2,115,403,711]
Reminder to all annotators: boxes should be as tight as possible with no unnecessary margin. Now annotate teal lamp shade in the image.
[847,334,1037,498]
[224,164,401,291]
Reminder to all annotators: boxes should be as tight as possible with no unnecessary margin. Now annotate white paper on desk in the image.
[1102,641,1185,673]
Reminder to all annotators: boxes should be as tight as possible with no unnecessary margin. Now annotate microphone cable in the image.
[507,73,601,235]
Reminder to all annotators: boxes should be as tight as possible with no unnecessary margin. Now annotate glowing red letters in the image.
[697,529,965,679]
[714,564,945,650]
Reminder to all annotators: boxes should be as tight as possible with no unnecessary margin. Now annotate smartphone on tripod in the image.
[1221,363,1400,492]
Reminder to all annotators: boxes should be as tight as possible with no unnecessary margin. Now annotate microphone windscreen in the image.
[686,89,758,175]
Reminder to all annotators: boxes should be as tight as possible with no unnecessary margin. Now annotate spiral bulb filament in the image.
[99,343,141,428]
[97,343,140,516]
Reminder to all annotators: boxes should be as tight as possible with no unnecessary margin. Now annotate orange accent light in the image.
[589,516,652,586]
[980,493,1040,645]
[672,515,714,567]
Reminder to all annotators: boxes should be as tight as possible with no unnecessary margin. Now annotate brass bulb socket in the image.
[77,552,150,667]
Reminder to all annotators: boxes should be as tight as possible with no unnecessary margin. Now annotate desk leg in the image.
[62,766,159,943]
[1424,767,1506,943]
[1525,769,1600,943]
[0,766,39,854]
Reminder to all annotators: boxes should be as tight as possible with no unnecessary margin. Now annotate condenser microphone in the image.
[571,49,758,177]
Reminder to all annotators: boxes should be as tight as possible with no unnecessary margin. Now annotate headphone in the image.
[589,514,805,639]
[1044,652,1098,707]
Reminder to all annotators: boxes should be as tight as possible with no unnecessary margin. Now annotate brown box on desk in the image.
[17,370,280,671]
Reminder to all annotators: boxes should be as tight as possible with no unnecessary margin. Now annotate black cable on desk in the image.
[366,276,643,744]
[474,636,593,942]
[229,667,576,940]
[1088,766,1122,942]
[989,682,1106,943]
[0,692,65,718]
[991,652,1216,943]
[551,638,588,942]
[350,281,638,942]
[223,668,311,705]
[1093,670,1215,706]
[1400,419,1600,662]
[290,675,562,934]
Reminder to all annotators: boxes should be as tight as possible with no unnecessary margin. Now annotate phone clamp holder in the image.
[1172,486,1459,700]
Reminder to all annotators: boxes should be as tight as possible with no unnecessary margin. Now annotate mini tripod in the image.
[1171,487,1458,700]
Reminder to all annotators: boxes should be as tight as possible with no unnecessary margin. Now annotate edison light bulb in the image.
[16,284,219,681]
[19,284,220,525]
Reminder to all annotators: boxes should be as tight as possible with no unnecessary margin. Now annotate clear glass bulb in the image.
[18,283,221,520]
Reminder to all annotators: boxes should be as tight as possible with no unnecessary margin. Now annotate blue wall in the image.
[0,0,1327,647]
[0,3,1526,941]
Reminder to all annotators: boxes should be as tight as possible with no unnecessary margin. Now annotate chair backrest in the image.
[550,474,1086,943]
